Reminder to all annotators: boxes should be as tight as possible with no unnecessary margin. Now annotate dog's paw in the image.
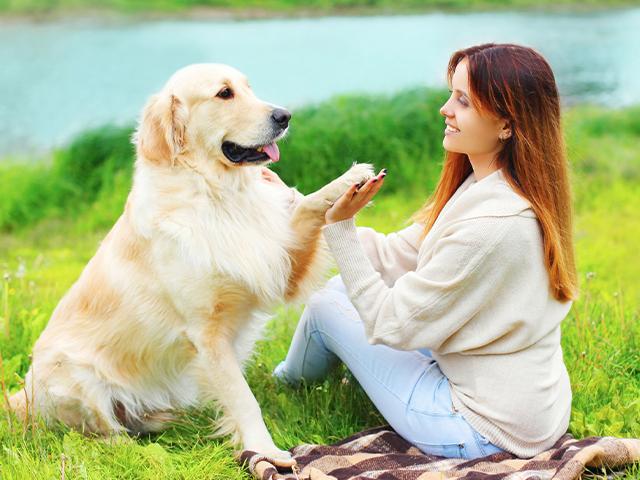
[324,162,375,202]
[246,445,296,467]
[315,163,375,205]
[302,162,376,213]
[338,163,375,189]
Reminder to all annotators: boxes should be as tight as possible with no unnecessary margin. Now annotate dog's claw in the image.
[247,446,296,467]
[270,454,297,468]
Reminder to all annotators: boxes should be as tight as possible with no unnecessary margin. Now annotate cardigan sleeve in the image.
[355,223,424,286]
[322,216,517,352]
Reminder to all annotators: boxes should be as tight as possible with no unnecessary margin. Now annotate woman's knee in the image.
[305,286,360,332]
[324,274,347,294]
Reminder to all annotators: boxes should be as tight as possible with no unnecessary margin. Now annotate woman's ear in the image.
[135,93,188,165]
[498,121,512,142]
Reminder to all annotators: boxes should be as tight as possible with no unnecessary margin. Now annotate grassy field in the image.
[0,89,639,478]
[0,0,637,16]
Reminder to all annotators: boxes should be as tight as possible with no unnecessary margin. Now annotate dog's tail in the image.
[7,390,28,420]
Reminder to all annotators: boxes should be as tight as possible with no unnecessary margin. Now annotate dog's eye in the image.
[216,87,234,100]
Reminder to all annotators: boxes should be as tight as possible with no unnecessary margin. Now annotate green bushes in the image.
[0,125,134,232]
[0,89,448,232]
[0,163,56,231]
[52,125,134,203]
[1,87,639,234]
[272,88,447,194]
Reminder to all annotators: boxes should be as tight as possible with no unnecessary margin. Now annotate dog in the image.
[8,63,373,463]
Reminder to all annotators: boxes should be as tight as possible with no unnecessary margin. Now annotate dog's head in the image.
[135,64,290,168]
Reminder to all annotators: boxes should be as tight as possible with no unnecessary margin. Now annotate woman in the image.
[268,43,578,460]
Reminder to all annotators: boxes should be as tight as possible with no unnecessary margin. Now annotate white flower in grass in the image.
[16,261,26,279]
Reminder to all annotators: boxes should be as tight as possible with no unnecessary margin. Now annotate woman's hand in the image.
[325,169,387,225]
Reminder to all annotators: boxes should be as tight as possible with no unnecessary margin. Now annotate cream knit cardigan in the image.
[320,168,573,458]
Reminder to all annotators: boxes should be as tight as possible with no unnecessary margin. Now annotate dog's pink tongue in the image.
[263,143,280,162]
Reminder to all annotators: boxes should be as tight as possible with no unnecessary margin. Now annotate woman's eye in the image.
[458,97,469,106]
[216,87,234,99]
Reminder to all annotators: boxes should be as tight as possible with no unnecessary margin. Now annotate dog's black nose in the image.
[271,108,291,128]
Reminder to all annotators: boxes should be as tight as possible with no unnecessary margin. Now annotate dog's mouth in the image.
[221,141,280,164]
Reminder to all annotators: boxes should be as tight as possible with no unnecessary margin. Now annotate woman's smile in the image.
[445,123,460,135]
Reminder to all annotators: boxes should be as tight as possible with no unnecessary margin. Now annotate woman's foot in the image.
[272,361,296,385]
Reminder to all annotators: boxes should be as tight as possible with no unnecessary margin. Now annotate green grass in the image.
[0,91,639,478]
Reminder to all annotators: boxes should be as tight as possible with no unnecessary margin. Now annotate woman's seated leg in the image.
[275,275,504,459]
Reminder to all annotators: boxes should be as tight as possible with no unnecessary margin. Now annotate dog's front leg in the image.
[191,333,294,466]
[284,163,374,301]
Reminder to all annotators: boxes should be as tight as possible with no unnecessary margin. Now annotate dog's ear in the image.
[135,93,188,165]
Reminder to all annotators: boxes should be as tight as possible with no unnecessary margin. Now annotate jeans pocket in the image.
[408,370,457,417]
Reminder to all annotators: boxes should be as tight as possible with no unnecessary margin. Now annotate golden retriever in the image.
[8,63,373,463]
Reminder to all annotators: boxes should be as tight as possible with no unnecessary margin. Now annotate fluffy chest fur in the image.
[131,163,296,312]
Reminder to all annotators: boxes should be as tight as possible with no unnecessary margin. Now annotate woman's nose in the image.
[439,101,452,117]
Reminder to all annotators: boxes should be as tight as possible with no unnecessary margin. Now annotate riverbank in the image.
[1,0,638,22]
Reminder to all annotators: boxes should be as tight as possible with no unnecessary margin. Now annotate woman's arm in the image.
[322,215,518,352]
[321,168,420,283]
[261,167,422,285]
[356,223,424,286]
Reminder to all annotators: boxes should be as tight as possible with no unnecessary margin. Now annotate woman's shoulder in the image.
[440,213,538,251]
[425,170,540,251]
[450,169,535,222]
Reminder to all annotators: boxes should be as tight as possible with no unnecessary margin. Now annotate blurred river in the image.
[1,7,639,157]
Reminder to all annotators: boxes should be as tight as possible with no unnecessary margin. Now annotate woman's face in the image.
[439,59,509,158]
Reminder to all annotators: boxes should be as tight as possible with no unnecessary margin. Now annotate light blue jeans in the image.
[274,275,505,459]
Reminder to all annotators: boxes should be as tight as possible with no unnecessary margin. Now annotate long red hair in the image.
[412,43,578,302]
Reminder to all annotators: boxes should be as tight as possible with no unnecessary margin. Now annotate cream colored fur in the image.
[8,64,373,462]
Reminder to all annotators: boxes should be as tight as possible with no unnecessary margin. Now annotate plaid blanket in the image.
[240,426,640,480]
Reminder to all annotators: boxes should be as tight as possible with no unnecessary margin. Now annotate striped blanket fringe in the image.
[240,426,640,480]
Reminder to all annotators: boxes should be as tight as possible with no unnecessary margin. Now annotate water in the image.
[1,7,639,157]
